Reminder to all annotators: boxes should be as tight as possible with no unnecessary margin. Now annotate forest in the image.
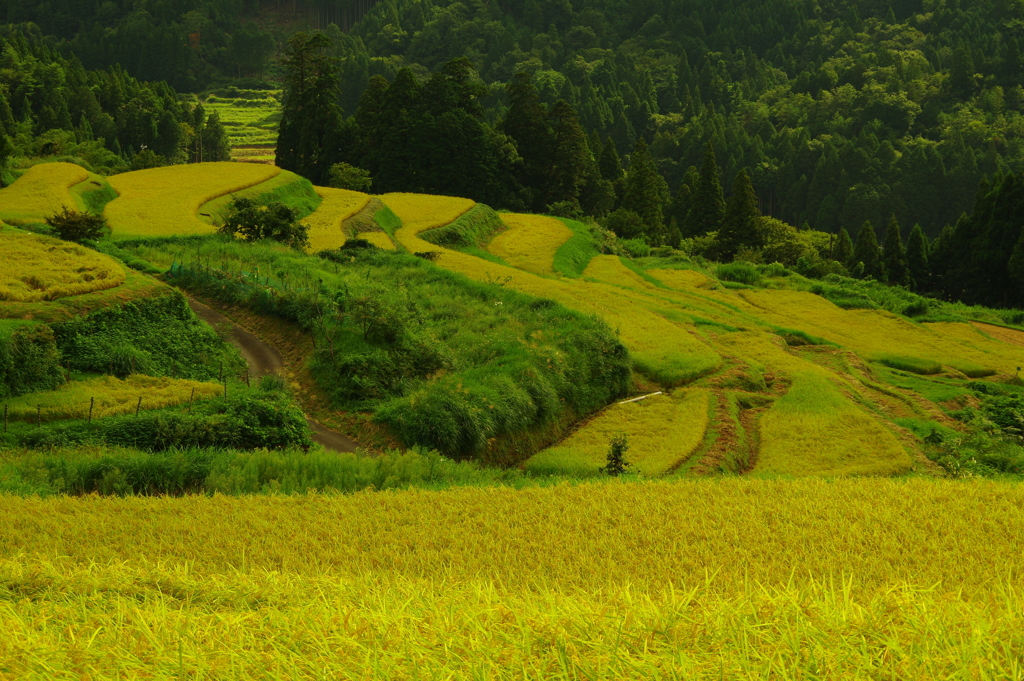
[5,0,1024,307]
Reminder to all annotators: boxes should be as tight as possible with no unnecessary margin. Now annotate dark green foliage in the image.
[552,218,603,277]
[44,205,107,242]
[715,261,762,286]
[600,435,632,476]
[218,197,309,250]
[853,221,884,280]
[328,162,372,191]
[598,135,623,182]
[604,208,646,240]
[417,204,505,249]
[882,215,910,287]
[906,223,931,291]
[50,293,236,381]
[686,142,726,237]
[716,169,763,260]
[18,389,310,453]
[545,99,592,211]
[834,227,855,268]
[621,138,668,242]
[0,323,64,399]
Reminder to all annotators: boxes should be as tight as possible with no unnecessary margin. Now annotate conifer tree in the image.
[686,141,725,237]
[854,220,884,280]
[906,223,931,291]
[546,99,592,210]
[621,138,668,241]
[834,227,855,268]
[883,215,911,287]
[716,169,762,261]
[598,135,623,182]
[502,73,553,211]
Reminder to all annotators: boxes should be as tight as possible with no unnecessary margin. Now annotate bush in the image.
[44,206,107,242]
[716,261,762,286]
[328,162,373,191]
[619,238,651,258]
[218,197,309,250]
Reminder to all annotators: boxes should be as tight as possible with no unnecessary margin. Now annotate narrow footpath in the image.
[187,299,359,453]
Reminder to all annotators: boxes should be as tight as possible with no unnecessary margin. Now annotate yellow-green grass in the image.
[360,230,396,250]
[0,229,126,302]
[736,289,1020,374]
[196,168,312,224]
[105,162,281,237]
[2,478,1023,678]
[0,162,90,221]
[302,186,371,252]
[488,213,573,275]
[3,374,223,422]
[380,192,476,234]
[526,389,710,476]
[0,267,174,323]
[647,267,719,290]
[390,200,721,385]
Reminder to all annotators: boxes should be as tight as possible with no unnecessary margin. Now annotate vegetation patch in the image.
[0,162,90,222]
[417,203,505,249]
[302,187,370,252]
[199,169,321,224]
[3,375,224,423]
[876,355,944,375]
[0,230,126,301]
[105,162,281,237]
[551,217,602,277]
[488,213,573,275]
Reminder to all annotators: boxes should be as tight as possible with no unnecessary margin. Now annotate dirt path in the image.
[972,321,1024,348]
[187,299,359,453]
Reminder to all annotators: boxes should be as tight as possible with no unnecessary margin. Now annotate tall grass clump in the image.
[417,203,505,248]
[0,322,64,398]
[552,217,602,277]
[715,261,762,286]
[125,237,632,461]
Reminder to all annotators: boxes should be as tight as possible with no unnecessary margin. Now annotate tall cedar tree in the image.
[598,135,623,181]
[371,68,422,193]
[545,99,592,210]
[906,223,931,291]
[716,169,762,260]
[502,73,554,211]
[854,220,885,280]
[353,74,389,164]
[276,32,345,185]
[686,142,726,237]
[621,137,667,241]
[834,227,855,268]
[882,215,911,287]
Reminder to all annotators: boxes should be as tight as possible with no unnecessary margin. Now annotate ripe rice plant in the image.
[198,170,321,224]
[360,231,396,250]
[488,213,574,275]
[1,477,1022,678]
[525,389,710,476]
[0,162,90,221]
[647,267,719,290]
[380,192,475,234]
[301,186,370,252]
[2,374,223,422]
[105,162,280,237]
[0,230,126,301]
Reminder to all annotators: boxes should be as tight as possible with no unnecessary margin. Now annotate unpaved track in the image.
[188,299,358,453]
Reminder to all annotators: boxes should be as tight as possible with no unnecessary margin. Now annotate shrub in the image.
[328,162,373,191]
[715,261,762,286]
[218,197,309,250]
[619,238,651,258]
[599,435,632,476]
[44,205,107,242]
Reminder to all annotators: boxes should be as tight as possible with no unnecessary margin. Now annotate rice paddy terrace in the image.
[4,162,1024,678]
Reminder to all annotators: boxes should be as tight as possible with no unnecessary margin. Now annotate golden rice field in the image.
[2,478,1023,678]
[302,186,371,252]
[0,229,125,301]
[2,374,223,422]
[105,162,280,237]
[196,168,310,224]
[381,192,475,233]
[360,230,396,250]
[0,162,90,221]
[489,213,573,275]
[526,389,710,476]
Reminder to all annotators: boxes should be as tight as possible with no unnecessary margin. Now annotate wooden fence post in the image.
[3,403,7,434]
[36,405,41,427]
[188,387,195,412]
[88,397,94,423]
[135,396,142,416]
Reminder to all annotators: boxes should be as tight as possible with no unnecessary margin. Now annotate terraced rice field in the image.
[105,162,281,237]
[526,389,711,476]
[3,375,223,422]
[0,229,125,301]
[489,213,573,274]
[302,187,371,252]
[200,92,280,163]
[2,478,1024,678]
[0,162,90,221]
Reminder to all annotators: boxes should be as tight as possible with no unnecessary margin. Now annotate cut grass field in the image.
[0,229,125,302]
[105,162,281,237]
[0,162,90,221]
[525,389,710,476]
[2,374,223,422]
[1,477,1023,678]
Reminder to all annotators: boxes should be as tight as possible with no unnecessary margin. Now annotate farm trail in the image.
[187,298,358,453]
